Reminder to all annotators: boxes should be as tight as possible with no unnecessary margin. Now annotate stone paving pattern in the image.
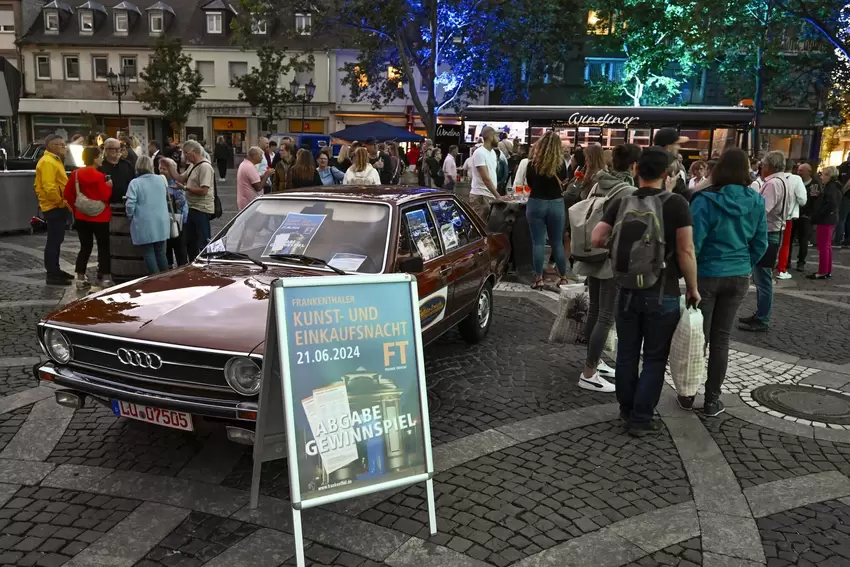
[0,405,31,452]
[424,297,612,445]
[623,537,703,567]
[701,414,850,488]
[0,486,141,566]
[280,544,386,567]
[47,404,207,476]
[0,283,64,303]
[758,499,850,566]
[734,292,850,364]
[0,367,38,398]
[358,420,691,566]
[135,511,259,567]
[0,307,44,358]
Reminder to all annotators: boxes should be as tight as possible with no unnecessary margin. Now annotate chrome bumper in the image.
[36,362,258,422]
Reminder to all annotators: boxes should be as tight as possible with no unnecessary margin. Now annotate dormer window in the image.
[149,11,163,32]
[146,2,174,35]
[295,12,310,35]
[44,10,59,32]
[206,11,222,33]
[79,10,93,32]
[115,11,127,31]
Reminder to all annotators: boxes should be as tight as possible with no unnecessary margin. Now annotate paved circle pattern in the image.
[701,414,850,488]
[751,384,850,425]
[358,420,691,566]
[758,499,850,566]
[0,486,141,566]
[624,537,702,567]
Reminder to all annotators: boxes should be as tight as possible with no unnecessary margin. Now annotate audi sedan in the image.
[35,187,510,442]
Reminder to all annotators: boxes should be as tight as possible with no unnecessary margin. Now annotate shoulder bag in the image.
[74,171,107,217]
[162,175,180,239]
[757,177,787,268]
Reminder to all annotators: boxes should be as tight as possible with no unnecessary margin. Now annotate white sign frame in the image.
[251,274,437,567]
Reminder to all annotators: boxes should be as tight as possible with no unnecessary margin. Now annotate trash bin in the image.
[0,170,38,234]
[109,203,147,282]
[487,200,532,274]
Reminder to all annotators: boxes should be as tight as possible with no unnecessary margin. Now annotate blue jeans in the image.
[753,231,781,324]
[185,208,212,262]
[43,207,69,275]
[142,241,168,274]
[526,197,567,276]
[615,290,681,424]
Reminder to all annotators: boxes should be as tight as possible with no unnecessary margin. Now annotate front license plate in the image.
[111,400,193,431]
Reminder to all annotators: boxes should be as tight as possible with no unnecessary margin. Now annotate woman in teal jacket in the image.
[685,148,768,417]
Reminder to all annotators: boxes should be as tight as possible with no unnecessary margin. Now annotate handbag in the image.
[163,176,180,239]
[74,171,106,217]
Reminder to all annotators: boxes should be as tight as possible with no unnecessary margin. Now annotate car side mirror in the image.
[398,255,424,273]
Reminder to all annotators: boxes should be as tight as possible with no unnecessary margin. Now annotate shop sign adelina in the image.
[566,112,639,128]
[436,124,462,138]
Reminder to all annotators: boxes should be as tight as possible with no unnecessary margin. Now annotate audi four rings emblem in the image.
[116,348,163,369]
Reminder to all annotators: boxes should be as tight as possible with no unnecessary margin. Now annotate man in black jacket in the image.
[365,137,393,184]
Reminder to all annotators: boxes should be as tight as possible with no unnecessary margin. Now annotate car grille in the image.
[60,330,254,395]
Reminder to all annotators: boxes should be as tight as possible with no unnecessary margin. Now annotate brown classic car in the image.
[36,187,510,440]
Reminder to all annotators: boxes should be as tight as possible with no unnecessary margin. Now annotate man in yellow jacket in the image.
[35,134,72,285]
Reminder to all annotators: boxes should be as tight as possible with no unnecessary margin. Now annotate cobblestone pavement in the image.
[0,180,849,566]
[758,499,850,566]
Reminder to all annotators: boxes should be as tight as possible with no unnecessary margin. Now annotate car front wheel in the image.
[458,282,493,344]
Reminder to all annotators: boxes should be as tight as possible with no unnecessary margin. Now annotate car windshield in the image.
[206,198,391,274]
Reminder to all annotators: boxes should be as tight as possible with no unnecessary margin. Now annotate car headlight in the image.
[225,357,262,395]
[44,328,72,364]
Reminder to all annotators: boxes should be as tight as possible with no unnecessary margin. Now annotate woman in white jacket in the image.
[343,147,382,185]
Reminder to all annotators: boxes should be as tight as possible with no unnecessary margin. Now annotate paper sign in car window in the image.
[262,213,327,257]
[440,223,459,250]
[405,209,440,261]
[205,238,226,254]
[328,253,367,272]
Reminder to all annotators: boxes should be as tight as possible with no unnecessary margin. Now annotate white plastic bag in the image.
[669,297,707,397]
[603,327,618,359]
[549,284,588,344]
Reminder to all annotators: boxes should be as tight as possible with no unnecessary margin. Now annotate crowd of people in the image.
[465,125,845,436]
[34,134,216,287]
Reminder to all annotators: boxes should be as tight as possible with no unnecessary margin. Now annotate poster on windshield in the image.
[262,213,326,257]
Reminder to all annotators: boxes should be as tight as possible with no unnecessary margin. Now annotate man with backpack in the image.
[591,147,699,437]
[570,144,640,393]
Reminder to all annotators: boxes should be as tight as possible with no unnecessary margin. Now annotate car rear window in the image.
[208,198,392,273]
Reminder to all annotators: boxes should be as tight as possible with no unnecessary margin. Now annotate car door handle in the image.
[475,248,486,256]
[440,266,452,275]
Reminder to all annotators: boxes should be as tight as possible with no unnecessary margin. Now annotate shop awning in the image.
[330,121,424,142]
[0,71,13,117]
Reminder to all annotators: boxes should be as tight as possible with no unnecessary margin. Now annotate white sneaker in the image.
[597,360,616,379]
[578,372,615,393]
[776,272,792,280]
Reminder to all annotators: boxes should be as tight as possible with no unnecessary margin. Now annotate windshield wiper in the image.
[267,253,347,275]
[202,250,268,272]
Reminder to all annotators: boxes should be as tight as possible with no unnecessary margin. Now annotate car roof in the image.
[265,185,452,205]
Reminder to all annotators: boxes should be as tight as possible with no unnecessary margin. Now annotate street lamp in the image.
[106,68,130,137]
[289,78,316,136]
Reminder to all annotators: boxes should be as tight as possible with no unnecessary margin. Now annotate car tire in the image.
[458,282,493,344]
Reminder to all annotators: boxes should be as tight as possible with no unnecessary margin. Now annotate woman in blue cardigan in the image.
[687,148,768,417]
[126,155,172,274]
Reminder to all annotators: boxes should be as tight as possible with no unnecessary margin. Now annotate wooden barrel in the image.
[109,204,147,283]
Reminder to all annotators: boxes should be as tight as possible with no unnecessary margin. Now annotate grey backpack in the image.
[610,192,673,290]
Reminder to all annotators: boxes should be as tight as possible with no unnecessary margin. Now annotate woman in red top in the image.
[64,146,113,289]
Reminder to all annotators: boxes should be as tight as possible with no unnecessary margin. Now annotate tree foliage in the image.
[136,39,205,134]
[229,45,313,128]
[488,0,584,103]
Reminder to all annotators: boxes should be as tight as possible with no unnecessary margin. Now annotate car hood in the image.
[43,263,333,355]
